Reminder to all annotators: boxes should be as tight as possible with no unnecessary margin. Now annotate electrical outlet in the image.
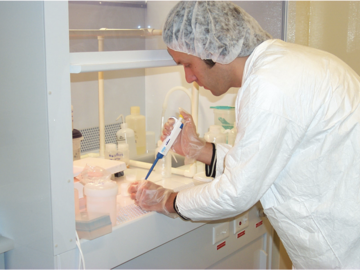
[233,212,249,234]
[212,222,229,245]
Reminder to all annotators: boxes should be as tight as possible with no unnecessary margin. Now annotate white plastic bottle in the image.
[105,144,117,160]
[154,140,172,178]
[117,142,130,168]
[126,106,146,155]
[204,125,226,144]
[116,114,137,159]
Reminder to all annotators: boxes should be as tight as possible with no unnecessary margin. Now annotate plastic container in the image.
[117,142,130,168]
[210,106,235,130]
[72,129,83,161]
[154,140,171,178]
[227,123,237,146]
[105,143,118,160]
[84,180,118,226]
[75,212,112,240]
[116,114,137,159]
[126,106,146,155]
[117,181,133,207]
[204,125,226,144]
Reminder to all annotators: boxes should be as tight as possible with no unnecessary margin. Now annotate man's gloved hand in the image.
[128,180,176,216]
[161,109,206,161]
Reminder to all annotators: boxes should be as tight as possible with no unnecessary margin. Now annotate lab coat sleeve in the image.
[177,79,307,221]
[214,143,232,176]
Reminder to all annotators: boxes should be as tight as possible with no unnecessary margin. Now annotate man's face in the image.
[167,48,234,96]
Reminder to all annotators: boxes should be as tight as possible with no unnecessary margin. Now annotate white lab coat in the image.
[177,39,360,268]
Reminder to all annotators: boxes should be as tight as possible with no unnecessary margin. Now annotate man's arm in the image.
[195,142,214,165]
[165,141,214,214]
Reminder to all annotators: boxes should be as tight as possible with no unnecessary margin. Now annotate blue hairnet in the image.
[163,1,272,64]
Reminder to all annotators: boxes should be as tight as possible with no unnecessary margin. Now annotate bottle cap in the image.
[72,129,82,139]
[130,106,140,115]
[121,122,128,129]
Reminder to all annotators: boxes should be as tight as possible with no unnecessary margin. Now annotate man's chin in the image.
[204,86,222,96]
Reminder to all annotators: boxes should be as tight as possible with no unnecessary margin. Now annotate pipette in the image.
[145,115,184,180]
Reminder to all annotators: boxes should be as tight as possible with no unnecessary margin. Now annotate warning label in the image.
[237,230,245,238]
[217,241,226,250]
[256,220,263,228]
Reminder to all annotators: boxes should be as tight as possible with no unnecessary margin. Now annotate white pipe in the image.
[69,28,162,38]
[98,36,105,158]
[129,160,152,170]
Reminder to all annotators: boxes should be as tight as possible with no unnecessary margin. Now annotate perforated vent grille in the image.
[79,123,121,152]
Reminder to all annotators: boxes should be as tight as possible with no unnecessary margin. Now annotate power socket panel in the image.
[233,212,249,234]
[212,222,229,245]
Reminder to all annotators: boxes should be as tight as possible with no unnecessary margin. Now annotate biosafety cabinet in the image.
[0,1,288,269]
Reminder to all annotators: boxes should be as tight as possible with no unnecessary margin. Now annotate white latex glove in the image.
[128,180,175,216]
[161,109,206,161]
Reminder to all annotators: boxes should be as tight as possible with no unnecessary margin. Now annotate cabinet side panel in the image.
[44,1,76,255]
[0,1,55,268]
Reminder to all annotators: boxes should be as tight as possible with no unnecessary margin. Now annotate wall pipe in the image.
[97,35,105,157]
[69,28,162,38]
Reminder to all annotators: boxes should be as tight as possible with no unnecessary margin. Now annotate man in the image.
[129,1,360,268]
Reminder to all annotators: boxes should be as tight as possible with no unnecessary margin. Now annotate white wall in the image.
[71,70,145,130]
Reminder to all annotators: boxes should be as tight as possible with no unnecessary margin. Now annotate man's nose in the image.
[184,68,196,83]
